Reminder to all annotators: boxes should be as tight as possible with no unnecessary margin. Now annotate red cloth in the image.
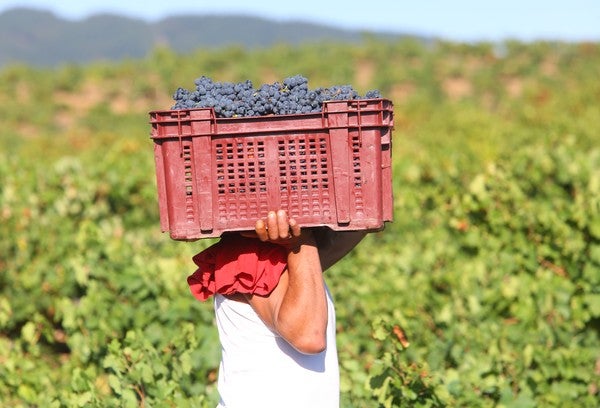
[187,234,288,301]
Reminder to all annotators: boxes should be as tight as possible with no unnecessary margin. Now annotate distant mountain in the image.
[0,7,417,68]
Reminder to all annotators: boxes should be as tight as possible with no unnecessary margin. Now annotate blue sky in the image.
[1,0,599,42]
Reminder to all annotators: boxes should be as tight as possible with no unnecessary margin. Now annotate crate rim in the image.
[149,97,392,114]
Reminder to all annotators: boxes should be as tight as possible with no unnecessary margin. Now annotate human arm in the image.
[315,229,368,271]
[243,210,328,354]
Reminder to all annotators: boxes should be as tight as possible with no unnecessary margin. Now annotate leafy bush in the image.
[346,138,599,407]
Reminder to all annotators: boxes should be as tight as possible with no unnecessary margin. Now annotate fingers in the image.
[267,211,280,241]
[276,209,290,238]
[255,210,299,242]
[289,217,301,237]
[255,218,268,241]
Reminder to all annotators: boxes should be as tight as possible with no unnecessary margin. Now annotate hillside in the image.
[0,7,414,68]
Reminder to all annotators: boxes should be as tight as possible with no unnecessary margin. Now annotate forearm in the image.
[274,238,328,353]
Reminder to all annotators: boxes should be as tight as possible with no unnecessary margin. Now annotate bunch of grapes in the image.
[171,74,382,118]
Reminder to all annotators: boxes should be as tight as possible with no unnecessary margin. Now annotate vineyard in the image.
[1,40,599,407]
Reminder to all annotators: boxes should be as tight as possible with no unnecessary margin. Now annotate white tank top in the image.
[214,287,339,408]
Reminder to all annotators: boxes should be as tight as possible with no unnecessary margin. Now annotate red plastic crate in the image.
[149,99,394,240]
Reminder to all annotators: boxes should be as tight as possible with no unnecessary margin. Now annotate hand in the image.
[253,210,312,251]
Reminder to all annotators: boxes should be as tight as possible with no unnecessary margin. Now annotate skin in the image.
[238,209,367,354]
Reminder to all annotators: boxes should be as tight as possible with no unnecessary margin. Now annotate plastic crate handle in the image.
[174,109,184,156]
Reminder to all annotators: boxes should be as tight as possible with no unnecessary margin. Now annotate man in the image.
[188,210,367,407]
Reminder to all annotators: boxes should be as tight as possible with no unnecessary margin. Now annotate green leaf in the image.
[75,392,92,407]
[371,317,389,341]
[0,296,12,328]
[21,321,37,344]
[17,384,37,402]
[523,344,534,368]
[583,293,600,317]
[589,216,600,239]
[108,374,122,395]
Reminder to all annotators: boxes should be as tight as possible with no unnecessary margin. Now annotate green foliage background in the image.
[1,40,599,407]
